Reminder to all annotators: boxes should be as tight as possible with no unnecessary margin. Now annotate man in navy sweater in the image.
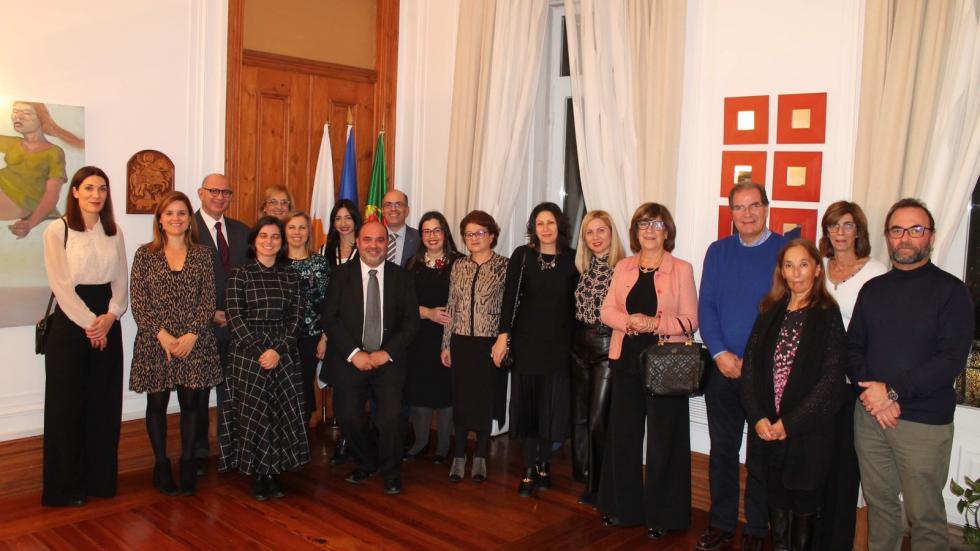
[696,182,787,551]
[849,198,973,551]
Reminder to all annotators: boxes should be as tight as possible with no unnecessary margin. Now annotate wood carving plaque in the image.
[126,150,174,214]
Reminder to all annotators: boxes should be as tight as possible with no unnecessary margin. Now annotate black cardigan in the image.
[740,299,847,491]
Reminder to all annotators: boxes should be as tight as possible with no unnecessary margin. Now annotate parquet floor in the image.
[0,428,727,550]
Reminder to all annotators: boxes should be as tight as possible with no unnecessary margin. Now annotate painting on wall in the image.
[769,207,817,242]
[776,92,827,144]
[772,151,823,202]
[720,151,767,198]
[126,150,174,214]
[723,95,769,145]
[0,98,86,328]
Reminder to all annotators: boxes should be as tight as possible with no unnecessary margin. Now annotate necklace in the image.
[425,253,446,269]
[638,253,664,273]
[538,251,557,270]
[828,257,867,290]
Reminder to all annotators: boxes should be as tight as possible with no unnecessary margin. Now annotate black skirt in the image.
[508,370,571,441]
[450,334,507,430]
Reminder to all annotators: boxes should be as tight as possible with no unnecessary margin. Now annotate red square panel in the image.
[720,151,767,198]
[718,205,734,239]
[724,95,769,145]
[772,151,822,202]
[769,207,818,241]
[776,93,827,144]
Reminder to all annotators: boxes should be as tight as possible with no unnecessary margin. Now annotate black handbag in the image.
[500,250,527,369]
[36,218,68,355]
[640,318,712,397]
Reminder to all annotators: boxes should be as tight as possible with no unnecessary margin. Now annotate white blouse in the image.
[825,257,888,328]
[43,218,129,329]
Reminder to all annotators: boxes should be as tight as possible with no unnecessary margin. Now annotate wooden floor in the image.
[0,427,742,550]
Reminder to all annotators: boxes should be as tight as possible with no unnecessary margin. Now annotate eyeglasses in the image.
[383,201,405,210]
[887,225,932,239]
[266,199,290,207]
[202,187,233,198]
[826,222,857,233]
[636,219,666,231]
[421,228,444,237]
[464,230,490,239]
[731,202,765,214]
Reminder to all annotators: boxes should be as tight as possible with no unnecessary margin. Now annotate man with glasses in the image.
[848,198,973,551]
[696,181,788,551]
[193,173,249,474]
[381,190,419,267]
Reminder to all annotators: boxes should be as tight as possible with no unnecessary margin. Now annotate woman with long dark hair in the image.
[130,191,222,495]
[41,166,127,506]
[493,202,578,497]
[741,238,847,550]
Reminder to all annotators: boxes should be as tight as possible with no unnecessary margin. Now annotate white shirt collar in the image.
[199,209,226,230]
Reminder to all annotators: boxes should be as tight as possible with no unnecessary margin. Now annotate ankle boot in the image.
[518,467,537,497]
[471,457,487,482]
[535,461,551,489]
[153,460,179,496]
[178,459,197,496]
[250,474,269,501]
[449,457,466,482]
[769,509,791,551]
[790,511,815,551]
[330,438,350,465]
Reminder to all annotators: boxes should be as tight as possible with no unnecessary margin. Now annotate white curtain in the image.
[564,0,687,244]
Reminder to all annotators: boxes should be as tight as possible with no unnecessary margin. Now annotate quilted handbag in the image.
[640,318,711,397]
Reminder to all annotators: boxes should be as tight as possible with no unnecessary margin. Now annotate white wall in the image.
[0,0,228,440]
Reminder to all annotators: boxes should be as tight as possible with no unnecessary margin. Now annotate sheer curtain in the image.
[443,0,549,226]
[852,0,980,262]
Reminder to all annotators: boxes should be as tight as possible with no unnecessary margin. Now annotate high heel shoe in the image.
[153,460,179,496]
[471,457,487,482]
[178,459,197,496]
[517,467,537,497]
[330,438,350,465]
[535,461,551,489]
[448,457,466,482]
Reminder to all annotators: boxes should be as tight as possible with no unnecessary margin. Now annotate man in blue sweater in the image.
[849,198,973,551]
[696,182,787,551]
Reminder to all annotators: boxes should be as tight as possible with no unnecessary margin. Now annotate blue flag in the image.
[339,124,358,205]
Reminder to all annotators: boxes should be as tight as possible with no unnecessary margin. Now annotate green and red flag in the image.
[364,132,386,224]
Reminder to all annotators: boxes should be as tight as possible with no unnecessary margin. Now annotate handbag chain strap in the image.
[508,249,527,331]
[658,317,696,346]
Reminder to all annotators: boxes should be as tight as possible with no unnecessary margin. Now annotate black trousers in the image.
[597,365,691,529]
[42,285,123,506]
[333,362,406,479]
[704,368,769,536]
[815,393,860,550]
[297,335,320,421]
[570,323,612,491]
[195,326,229,459]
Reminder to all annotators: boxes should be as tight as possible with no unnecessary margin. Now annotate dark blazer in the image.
[194,210,249,314]
[740,299,847,491]
[399,226,420,268]
[320,258,419,384]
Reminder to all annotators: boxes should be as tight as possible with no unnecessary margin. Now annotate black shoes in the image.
[771,508,791,551]
[432,455,448,465]
[741,533,765,551]
[195,458,207,477]
[250,474,269,501]
[578,491,597,506]
[331,438,350,465]
[695,527,735,551]
[600,515,620,527]
[517,467,537,497]
[344,468,375,484]
[153,460,179,496]
[384,478,402,495]
[179,459,197,496]
[535,461,551,490]
[647,527,668,539]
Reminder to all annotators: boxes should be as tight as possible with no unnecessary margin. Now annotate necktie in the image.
[363,269,382,352]
[215,221,230,272]
[386,232,398,263]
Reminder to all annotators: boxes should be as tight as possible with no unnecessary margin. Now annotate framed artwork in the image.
[769,207,818,241]
[723,95,769,144]
[772,151,822,202]
[126,150,174,214]
[717,205,734,239]
[776,92,827,144]
[720,151,767,198]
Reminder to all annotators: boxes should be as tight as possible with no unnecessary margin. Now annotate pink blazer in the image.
[600,252,699,360]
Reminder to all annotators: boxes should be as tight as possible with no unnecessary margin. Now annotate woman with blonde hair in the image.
[570,210,624,505]
[259,185,294,221]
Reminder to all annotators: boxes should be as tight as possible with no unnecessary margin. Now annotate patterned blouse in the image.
[574,254,613,325]
[773,308,807,414]
[442,253,509,351]
[287,254,330,338]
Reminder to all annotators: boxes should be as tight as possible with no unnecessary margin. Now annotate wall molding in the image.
[243,49,378,83]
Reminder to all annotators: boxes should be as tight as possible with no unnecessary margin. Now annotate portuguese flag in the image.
[364,132,386,224]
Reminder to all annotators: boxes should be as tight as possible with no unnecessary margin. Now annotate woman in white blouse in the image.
[41,166,128,507]
[817,200,887,550]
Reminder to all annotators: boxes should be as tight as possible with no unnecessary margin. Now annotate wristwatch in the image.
[886,384,899,402]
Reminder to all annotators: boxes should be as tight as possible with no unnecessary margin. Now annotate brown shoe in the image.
[695,527,734,551]
[740,533,764,551]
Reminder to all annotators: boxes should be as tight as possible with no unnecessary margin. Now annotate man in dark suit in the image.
[321,221,418,495]
[381,190,420,267]
[193,173,249,474]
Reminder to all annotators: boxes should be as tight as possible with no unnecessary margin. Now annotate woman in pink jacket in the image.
[597,202,698,540]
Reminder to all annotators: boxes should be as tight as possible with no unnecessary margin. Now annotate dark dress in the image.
[500,245,578,440]
[405,261,453,409]
[287,253,330,419]
[597,270,692,530]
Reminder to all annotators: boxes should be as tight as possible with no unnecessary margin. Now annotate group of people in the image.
[40,166,974,551]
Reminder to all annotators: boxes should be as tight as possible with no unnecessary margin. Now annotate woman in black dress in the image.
[441,211,509,482]
[741,239,846,550]
[492,202,578,497]
[219,216,311,501]
[404,212,460,464]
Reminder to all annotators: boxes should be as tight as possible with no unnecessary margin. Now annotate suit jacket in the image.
[600,252,699,360]
[398,226,420,267]
[194,211,249,325]
[740,300,846,490]
[320,258,419,384]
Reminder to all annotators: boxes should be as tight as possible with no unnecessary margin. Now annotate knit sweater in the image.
[847,262,974,425]
[698,233,787,358]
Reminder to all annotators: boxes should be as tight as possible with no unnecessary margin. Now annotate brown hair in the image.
[16,101,85,149]
[147,191,198,254]
[575,210,625,272]
[884,197,935,234]
[460,210,500,248]
[819,200,871,258]
[727,181,769,208]
[65,166,117,235]
[759,238,837,313]
[259,184,294,216]
[628,202,676,253]
[285,211,314,256]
